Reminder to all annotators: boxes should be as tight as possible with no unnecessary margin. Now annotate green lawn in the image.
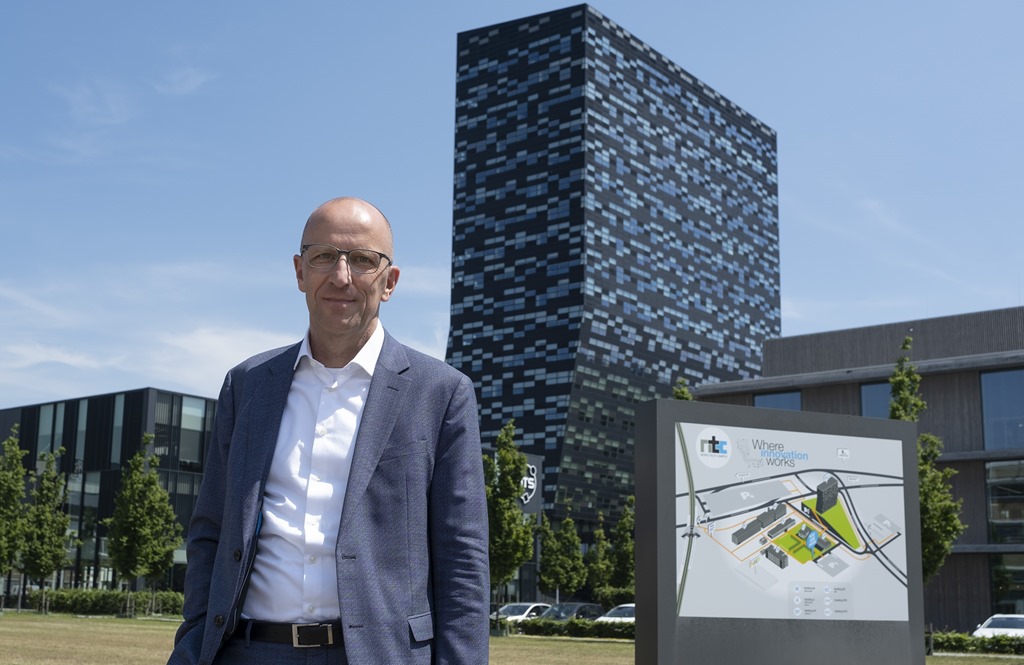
[0,612,1017,664]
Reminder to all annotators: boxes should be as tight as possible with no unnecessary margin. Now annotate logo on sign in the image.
[520,464,538,505]
[695,427,732,468]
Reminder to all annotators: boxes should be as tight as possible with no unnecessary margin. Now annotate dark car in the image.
[538,602,605,621]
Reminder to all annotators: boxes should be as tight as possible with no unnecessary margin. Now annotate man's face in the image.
[293,198,400,365]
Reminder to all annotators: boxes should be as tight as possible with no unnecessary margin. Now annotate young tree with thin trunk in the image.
[0,425,28,610]
[105,434,182,599]
[538,511,586,604]
[482,420,534,605]
[888,336,966,582]
[21,447,71,612]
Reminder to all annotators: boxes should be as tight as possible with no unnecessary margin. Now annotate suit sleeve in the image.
[167,371,236,665]
[429,373,490,665]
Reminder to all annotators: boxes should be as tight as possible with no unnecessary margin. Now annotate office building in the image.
[694,306,1024,632]
[447,4,780,525]
[0,388,215,594]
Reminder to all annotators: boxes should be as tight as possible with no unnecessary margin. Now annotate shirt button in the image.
[307,605,316,614]
[309,555,317,563]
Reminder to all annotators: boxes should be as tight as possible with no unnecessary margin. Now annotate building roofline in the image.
[694,349,1024,397]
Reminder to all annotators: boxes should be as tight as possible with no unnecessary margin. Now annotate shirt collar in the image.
[294,323,385,376]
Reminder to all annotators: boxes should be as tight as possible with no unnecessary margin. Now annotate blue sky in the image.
[2,1,1022,408]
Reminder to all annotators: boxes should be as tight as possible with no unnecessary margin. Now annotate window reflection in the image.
[982,369,1024,450]
[988,461,1024,544]
[860,382,890,419]
[754,391,801,411]
[991,553,1024,615]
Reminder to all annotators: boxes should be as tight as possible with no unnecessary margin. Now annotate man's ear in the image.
[380,265,400,302]
[294,254,306,293]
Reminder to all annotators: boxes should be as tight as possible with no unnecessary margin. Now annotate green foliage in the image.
[482,420,534,592]
[672,377,694,401]
[592,585,634,608]
[610,496,635,590]
[889,336,927,422]
[518,617,634,639]
[21,447,71,586]
[887,336,966,582]
[538,512,587,599]
[584,512,612,594]
[918,433,966,582]
[0,425,28,579]
[931,631,1024,655]
[103,435,183,589]
[26,588,184,616]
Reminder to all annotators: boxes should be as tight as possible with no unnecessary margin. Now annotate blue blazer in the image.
[169,332,490,665]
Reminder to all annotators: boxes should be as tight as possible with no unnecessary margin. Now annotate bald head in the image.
[302,197,394,258]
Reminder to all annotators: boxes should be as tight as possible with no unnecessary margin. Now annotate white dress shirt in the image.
[241,324,384,622]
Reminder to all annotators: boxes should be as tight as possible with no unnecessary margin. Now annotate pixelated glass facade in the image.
[447,5,779,524]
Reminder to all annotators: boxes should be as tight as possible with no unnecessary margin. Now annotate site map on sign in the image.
[675,422,908,622]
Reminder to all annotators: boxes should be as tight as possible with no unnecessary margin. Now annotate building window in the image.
[754,391,801,411]
[982,368,1024,451]
[860,382,890,419]
[988,461,1024,544]
[179,396,206,472]
[991,553,1024,615]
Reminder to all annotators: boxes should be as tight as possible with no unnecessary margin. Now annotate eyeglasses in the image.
[300,244,392,274]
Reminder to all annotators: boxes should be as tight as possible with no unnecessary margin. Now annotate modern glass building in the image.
[695,306,1024,632]
[0,388,215,596]
[447,5,780,526]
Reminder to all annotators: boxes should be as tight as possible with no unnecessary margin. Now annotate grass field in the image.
[0,612,1020,664]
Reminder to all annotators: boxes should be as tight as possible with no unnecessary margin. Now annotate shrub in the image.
[25,589,183,617]
[932,631,1024,655]
[518,617,634,640]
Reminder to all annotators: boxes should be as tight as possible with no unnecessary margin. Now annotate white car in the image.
[494,602,551,623]
[596,603,635,623]
[973,614,1024,637]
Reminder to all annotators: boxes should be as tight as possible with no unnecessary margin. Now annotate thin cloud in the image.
[1,342,111,371]
[50,78,135,126]
[152,67,217,96]
[142,326,299,395]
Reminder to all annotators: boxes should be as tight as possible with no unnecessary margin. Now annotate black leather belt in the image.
[237,620,343,648]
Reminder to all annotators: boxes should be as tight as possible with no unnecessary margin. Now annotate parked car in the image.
[596,603,635,623]
[972,614,1024,637]
[493,602,551,623]
[538,602,605,621]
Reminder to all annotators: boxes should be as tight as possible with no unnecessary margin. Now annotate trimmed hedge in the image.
[26,589,184,617]
[932,631,1024,655]
[518,618,634,640]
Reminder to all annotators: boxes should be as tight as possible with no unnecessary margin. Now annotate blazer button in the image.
[214,615,225,628]
[233,549,242,561]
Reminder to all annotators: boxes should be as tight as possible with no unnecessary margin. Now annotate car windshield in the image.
[986,616,1024,629]
[607,606,635,618]
[499,604,533,616]
[542,604,578,619]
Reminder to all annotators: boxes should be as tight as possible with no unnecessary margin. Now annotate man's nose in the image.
[327,256,353,284]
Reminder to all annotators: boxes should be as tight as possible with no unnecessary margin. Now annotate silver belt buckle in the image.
[292,622,333,647]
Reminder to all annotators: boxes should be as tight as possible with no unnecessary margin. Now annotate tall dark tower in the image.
[447,5,780,525]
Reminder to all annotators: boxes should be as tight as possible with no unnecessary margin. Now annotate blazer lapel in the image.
[240,344,300,523]
[339,333,410,532]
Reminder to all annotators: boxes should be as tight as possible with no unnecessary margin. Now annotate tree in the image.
[888,336,966,582]
[105,434,183,596]
[537,511,586,603]
[0,425,28,609]
[482,420,534,602]
[610,495,635,590]
[672,377,694,401]
[21,447,71,611]
[584,511,612,594]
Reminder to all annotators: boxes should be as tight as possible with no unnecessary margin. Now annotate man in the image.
[168,197,490,665]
